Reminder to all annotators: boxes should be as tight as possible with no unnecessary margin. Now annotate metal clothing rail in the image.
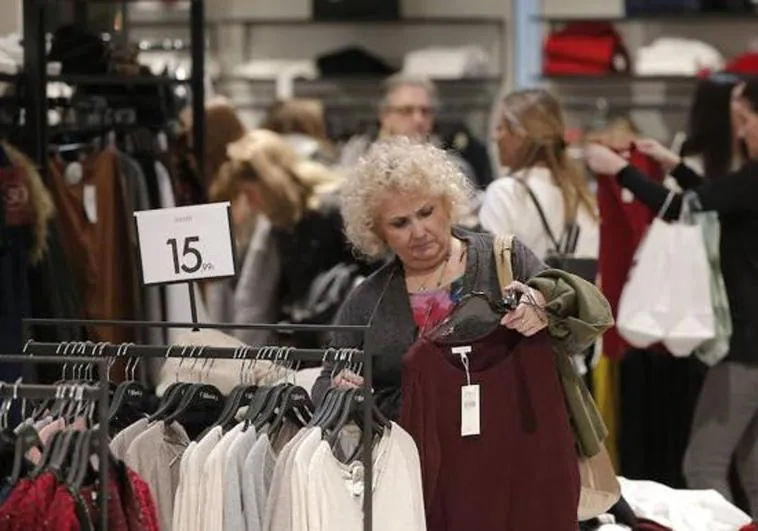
[0,355,110,531]
[21,317,376,531]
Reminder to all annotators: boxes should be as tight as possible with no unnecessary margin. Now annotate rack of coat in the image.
[21,336,423,531]
[3,0,207,370]
[0,353,131,531]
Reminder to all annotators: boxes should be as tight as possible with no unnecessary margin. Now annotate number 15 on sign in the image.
[134,202,237,285]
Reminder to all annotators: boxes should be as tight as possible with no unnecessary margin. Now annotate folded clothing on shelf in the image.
[402,46,492,79]
[635,38,724,76]
[543,22,630,76]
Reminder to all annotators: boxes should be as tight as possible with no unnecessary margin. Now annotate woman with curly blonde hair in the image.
[311,136,613,529]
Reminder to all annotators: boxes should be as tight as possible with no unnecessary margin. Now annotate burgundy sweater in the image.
[400,326,580,531]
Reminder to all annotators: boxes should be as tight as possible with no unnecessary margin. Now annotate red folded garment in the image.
[543,22,629,76]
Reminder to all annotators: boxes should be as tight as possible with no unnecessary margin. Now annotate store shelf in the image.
[534,11,758,24]
[212,16,506,26]
[542,74,703,83]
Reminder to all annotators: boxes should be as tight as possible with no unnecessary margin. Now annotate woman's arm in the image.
[670,161,705,190]
[617,162,758,220]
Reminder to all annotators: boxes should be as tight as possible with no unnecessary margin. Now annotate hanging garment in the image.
[303,423,425,531]
[595,150,665,361]
[400,327,580,531]
[123,420,190,531]
[46,148,139,345]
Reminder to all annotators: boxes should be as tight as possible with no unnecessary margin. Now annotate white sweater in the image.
[479,167,599,261]
[303,423,426,531]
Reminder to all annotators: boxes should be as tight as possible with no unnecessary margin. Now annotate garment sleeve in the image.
[511,237,548,282]
[670,162,704,190]
[616,162,758,220]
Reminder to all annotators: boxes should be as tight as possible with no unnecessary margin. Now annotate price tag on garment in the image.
[461,384,481,437]
[134,202,236,286]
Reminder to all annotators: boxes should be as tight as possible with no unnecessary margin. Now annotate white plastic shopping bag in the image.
[617,193,715,356]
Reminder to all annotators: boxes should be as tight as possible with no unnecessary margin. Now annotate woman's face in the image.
[734,97,758,160]
[374,191,452,274]
[495,113,525,168]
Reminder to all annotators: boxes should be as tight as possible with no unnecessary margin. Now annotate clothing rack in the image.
[20,0,205,183]
[0,354,110,531]
[22,317,377,531]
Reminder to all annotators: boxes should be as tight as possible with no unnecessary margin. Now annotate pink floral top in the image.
[410,276,465,335]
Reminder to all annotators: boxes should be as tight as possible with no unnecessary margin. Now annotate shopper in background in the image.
[338,73,491,190]
[584,80,758,515]
[261,98,338,165]
[211,129,373,349]
[479,88,599,262]
[680,73,746,177]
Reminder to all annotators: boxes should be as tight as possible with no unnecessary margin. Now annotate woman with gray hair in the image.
[311,136,614,529]
[312,136,612,414]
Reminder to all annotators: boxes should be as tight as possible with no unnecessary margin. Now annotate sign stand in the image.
[188,282,200,331]
[133,202,238,324]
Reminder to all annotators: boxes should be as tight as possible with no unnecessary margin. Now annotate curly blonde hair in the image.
[341,136,474,259]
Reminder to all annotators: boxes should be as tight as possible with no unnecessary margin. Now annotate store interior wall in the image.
[0,0,21,36]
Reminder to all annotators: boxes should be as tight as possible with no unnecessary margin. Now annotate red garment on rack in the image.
[400,327,579,531]
[596,149,665,360]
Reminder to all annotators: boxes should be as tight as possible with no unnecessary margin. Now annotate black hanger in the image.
[9,423,42,485]
[163,383,225,440]
[268,385,313,436]
[425,291,521,343]
[65,428,93,487]
[212,385,257,433]
[251,383,293,432]
[108,352,148,430]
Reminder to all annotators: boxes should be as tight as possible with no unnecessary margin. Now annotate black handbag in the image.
[515,178,598,282]
[312,0,400,21]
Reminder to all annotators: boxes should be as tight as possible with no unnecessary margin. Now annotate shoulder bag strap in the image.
[511,177,563,253]
[493,235,515,294]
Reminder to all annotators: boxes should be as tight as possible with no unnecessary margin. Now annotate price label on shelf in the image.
[134,202,237,286]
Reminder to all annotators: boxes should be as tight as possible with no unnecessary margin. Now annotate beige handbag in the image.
[493,235,621,521]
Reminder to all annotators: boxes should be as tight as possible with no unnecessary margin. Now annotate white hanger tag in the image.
[83,184,98,223]
[452,345,479,437]
[461,385,481,437]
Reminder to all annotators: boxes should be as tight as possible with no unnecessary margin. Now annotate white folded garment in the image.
[402,46,492,79]
[635,38,724,76]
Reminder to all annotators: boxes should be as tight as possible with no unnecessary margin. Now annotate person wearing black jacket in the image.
[584,80,758,515]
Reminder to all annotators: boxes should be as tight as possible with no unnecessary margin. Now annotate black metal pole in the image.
[22,0,47,176]
[190,0,205,184]
[73,1,88,29]
[97,356,109,531]
[362,341,374,531]
[22,341,364,364]
[24,317,369,332]
[188,282,199,331]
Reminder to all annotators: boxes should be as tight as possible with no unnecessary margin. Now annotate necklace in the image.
[412,238,457,293]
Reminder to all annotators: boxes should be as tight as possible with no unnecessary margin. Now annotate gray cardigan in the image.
[310,227,547,407]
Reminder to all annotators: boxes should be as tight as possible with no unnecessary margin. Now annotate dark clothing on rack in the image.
[400,327,580,531]
[47,148,139,346]
[313,227,547,419]
[616,161,758,364]
[619,348,706,487]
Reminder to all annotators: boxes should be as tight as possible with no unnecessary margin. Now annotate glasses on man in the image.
[386,105,434,117]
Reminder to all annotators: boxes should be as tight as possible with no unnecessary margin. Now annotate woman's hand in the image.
[584,144,629,176]
[500,281,548,337]
[332,369,364,390]
[633,138,681,173]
